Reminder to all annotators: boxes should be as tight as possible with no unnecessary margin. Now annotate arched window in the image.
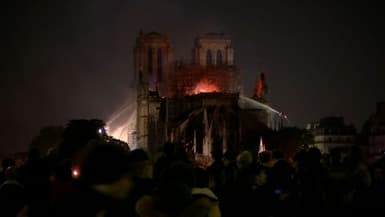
[206,49,212,65]
[157,48,162,81]
[148,48,153,75]
[217,50,223,65]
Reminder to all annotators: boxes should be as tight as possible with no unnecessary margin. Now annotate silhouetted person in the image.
[250,165,274,217]
[272,150,284,163]
[296,147,327,216]
[259,151,274,169]
[50,159,75,208]
[366,164,385,216]
[221,150,255,217]
[344,146,371,215]
[0,158,16,184]
[207,149,224,192]
[18,148,51,217]
[270,153,296,217]
[137,161,194,217]
[270,151,294,191]
[153,142,177,182]
[222,149,238,187]
[0,166,26,217]
[125,149,155,217]
[54,141,135,217]
[324,148,350,216]
[189,168,221,217]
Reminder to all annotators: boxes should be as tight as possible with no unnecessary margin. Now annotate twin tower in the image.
[134,31,239,97]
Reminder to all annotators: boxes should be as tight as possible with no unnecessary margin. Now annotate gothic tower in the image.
[192,33,234,66]
[134,31,174,96]
[134,31,174,150]
[188,33,239,93]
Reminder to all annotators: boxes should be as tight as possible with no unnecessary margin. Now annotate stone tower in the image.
[134,31,174,150]
[134,31,174,96]
[192,33,234,66]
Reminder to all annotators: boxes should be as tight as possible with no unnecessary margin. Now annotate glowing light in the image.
[259,136,266,153]
[191,78,220,95]
[98,128,103,134]
[72,168,80,178]
[254,73,266,98]
[106,102,137,146]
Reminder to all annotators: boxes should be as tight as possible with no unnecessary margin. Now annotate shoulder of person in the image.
[175,188,222,217]
[192,188,218,201]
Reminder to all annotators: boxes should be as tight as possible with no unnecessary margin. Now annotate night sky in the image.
[1,0,384,155]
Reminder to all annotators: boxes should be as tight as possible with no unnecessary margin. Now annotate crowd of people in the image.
[0,120,385,217]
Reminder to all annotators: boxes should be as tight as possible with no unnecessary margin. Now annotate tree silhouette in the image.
[29,126,64,158]
[57,119,106,160]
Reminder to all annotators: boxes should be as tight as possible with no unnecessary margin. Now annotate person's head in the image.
[163,142,176,156]
[253,166,268,187]
[372,167,384,183]
[237,150,253,170]
[159,161,194,189]
[306,147,321,165]
[271,160,294,188]
[259,151,272,164]
[272,150,284,161]
[223,149,236,166]
[330,148,342,166]
[4,166,18,180]
[194,167,210,188]
[350,145,364,162]
[1,158,15,171]
[55,159,73,181]
[157,161,194,214]
[293,149,307,168]
[80,141,134,199]
[129,148,152,179]
[211,149,223,162]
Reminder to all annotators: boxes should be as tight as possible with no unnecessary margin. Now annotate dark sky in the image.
[1,0,384,155]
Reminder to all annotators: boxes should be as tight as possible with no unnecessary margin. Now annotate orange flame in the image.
[256,78,263,97]
[255,73,265,98]
[191,78,220,95]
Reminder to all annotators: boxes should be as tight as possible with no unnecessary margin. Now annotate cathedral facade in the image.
[134,31,286,156]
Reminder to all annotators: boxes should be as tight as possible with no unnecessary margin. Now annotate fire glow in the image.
[191,78,220,95]
[72,167,80,178]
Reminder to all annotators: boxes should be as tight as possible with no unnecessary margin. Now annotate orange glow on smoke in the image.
[192,78,220,94]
